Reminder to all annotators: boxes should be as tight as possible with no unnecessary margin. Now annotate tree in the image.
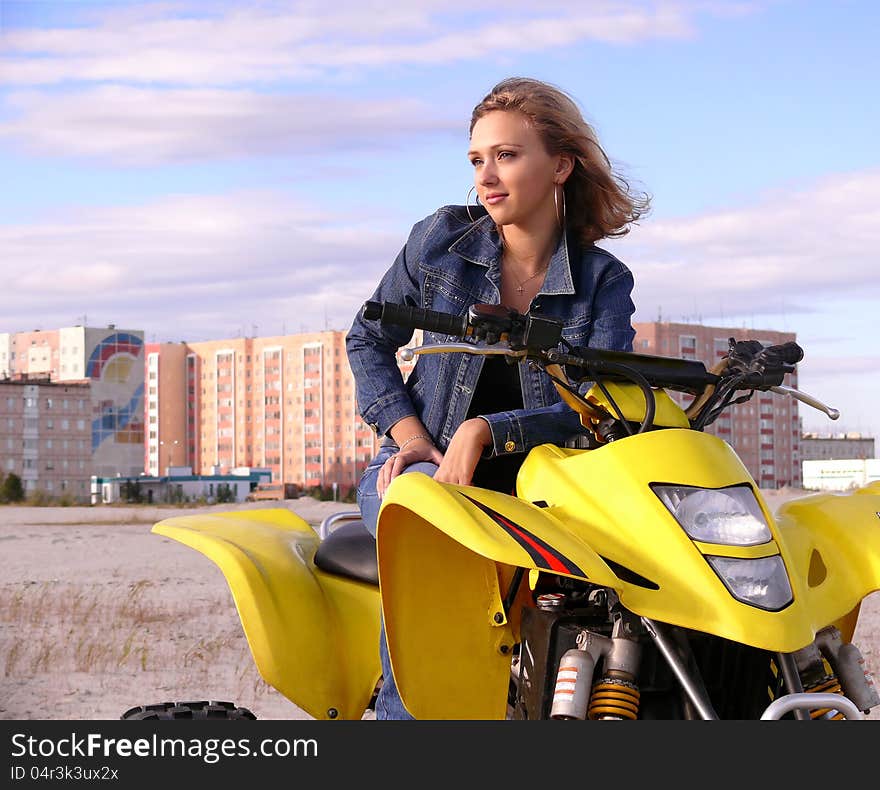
[2,472,25,503]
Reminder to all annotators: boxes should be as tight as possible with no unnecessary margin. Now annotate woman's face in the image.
[468,110,564,230]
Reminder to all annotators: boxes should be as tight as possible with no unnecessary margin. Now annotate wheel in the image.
[121,700,257,720]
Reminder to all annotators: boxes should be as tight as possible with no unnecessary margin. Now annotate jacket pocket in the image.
[561,316,592,346]
[421,267,483,318]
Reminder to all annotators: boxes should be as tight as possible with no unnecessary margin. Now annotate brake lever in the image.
[399,343,528,362]
[769,385,840,420]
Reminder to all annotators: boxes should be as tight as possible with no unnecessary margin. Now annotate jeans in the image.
[357,453,439,720]
[357,452,439,539]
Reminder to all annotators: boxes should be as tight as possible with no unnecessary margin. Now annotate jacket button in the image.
[504,441,516,453]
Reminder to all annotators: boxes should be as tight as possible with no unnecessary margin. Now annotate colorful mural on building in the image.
[85,330,145,476]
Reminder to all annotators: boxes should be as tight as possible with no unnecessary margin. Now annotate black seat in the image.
[313,519,379,586]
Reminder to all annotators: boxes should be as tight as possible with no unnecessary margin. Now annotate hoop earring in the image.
[554,184,567,229]
[466,185,481,223]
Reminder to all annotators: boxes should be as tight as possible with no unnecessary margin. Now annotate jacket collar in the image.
[448,212,576,296]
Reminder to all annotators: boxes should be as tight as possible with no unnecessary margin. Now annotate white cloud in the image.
[0,1,761,164]
[0,190,403,340]
[0,86,458,164]
[1,164,877,436]
[605,169,880,322]
[0,1,735,86]
[3,165,877,345]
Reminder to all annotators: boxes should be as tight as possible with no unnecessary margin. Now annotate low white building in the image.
[802,458,880,491]
[91,467,271,505]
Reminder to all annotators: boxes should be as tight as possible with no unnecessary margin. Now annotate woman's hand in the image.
[433,418,492,486]
[377,438,443,498]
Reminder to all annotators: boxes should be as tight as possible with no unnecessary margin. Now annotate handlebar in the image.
[362,300,839,424]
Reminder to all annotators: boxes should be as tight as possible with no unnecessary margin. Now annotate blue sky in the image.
[1,0,878,443]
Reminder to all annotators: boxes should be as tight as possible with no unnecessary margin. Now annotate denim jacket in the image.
[345,205,636,458]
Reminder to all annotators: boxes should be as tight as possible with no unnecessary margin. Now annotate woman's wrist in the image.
[398,433,433,451]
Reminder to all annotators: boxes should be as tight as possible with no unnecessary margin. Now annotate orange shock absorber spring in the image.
[587,677,640,720]
[805,677,845,720]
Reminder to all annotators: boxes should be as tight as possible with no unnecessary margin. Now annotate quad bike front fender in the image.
[152,508,381,720]
[376,472,621,720]
[774,481,880,642]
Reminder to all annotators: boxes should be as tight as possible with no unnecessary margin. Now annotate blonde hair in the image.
[470,77,650,244]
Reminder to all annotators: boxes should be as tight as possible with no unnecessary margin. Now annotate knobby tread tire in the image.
[121,700,257,720]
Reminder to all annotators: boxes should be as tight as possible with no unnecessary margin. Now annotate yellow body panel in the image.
[152,508,381,720]
[773,484,880,641]
[516,430,880,649]
[378,431,880,719]
[583,381,691,429]
[376,477,621,720]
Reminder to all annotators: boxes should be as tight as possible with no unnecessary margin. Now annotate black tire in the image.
[121,700,257,720]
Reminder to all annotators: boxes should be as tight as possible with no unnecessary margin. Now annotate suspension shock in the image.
[588,674,640,720]
[804,676,846,720]
[792,628,879,719]
[550,625,642,720]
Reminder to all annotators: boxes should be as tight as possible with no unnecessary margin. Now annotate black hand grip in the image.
[754,341,804,371]
[774,341,804,365]
[362,301,382,321]
[362,301,468,336]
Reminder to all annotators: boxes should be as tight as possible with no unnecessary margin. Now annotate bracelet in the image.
[398,433,433,451]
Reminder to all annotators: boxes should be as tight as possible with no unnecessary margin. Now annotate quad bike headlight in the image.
[705,555,793,610]
[652,484,772,546]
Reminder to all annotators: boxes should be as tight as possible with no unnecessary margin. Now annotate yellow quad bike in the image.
[123,301,880,721]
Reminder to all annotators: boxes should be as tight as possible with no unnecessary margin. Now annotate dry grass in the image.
[0,577,283,717]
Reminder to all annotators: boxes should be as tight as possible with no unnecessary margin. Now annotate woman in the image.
[345,76,650,719]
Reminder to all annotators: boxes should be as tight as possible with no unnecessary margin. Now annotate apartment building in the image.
[144,342,190,476]
[146,329,424,493]
[0,376,92,499]
[632,321,801,488]
[0,324,145,481]
[147,332,371,492]
[801,432,875,461]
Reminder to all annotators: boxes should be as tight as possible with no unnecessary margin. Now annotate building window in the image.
[679,335,697,360]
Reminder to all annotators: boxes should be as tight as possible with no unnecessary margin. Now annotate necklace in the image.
[510,264,549,293]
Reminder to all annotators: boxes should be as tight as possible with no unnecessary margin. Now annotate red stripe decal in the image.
[493,513,570,574]
[461,493,584,576]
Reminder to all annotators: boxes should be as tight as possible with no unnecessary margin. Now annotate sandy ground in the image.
[1,490,879,721]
